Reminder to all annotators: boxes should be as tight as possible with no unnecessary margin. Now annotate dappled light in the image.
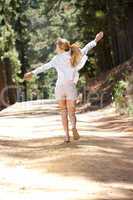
[0,135,133,199]
[0,102,133,199]
[0,0,133,199]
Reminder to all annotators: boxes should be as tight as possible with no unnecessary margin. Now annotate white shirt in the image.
[32,40,97,86]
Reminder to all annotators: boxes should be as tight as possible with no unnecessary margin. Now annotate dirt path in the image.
[0,100,133,200]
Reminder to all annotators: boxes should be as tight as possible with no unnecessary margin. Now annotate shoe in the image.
[64,136,70,143]
[72,128,80,140]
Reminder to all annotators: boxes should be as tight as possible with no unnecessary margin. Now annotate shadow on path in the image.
[0,135,133,185]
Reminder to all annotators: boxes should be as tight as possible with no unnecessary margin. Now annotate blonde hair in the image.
[56,38,82,67]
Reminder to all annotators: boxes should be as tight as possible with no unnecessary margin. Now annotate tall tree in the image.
[0,1,21,109]
[14,1,31,100]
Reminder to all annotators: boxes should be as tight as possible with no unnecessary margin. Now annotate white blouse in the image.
[32,40,97,86]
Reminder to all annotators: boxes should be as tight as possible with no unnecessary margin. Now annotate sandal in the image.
[64,136,70,143]
[72,128,80,140]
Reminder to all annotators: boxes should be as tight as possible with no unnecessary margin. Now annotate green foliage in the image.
[110,69,133,116]
[126,73,133,116]
[0,24,15,57]
[0,0,132,103]
[0,23,21,83]
[127,104,133,117]
[27,0,80,98]
[112,80,130,115]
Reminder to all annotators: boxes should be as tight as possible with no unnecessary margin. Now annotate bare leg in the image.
[66,100,80,140]
[58,99,70,142]
[66,100,77,129]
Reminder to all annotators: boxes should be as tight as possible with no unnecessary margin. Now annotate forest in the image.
[0,1,133,199]
[0,0,133,115]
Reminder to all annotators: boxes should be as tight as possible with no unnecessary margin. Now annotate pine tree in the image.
[0,0,21,109]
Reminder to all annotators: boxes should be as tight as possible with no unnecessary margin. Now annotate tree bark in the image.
[4,58,17,105]
[0,61,8,109]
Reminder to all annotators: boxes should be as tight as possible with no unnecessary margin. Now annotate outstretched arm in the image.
[32,60,55,76]
[81,32,104,55]
[24,56,56,81]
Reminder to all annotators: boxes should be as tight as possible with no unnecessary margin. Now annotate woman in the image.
[24,32,104,143]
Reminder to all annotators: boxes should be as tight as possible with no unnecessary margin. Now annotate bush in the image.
[113,80,127,114]
[113,75,133,116]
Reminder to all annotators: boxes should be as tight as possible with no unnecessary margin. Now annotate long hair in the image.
[56,38,82,67]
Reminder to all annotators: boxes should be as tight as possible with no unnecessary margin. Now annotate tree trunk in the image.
[0,61,8,109]
[4,58,17,105]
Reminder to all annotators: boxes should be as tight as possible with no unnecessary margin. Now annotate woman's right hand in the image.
[95,32,104,43]
[23,72,33,81]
